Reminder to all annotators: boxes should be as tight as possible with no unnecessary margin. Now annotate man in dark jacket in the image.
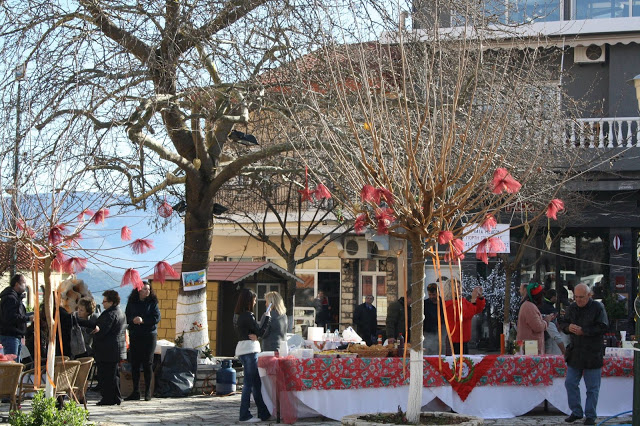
[0,274,33,361]
[353,295,377,345]
[386,296,411,344]
[423,282,445,354]
[91,290,127,406]
[558,283,608,425]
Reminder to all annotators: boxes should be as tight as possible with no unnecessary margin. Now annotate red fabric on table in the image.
[258,355,298,424]
[424,355,497,401]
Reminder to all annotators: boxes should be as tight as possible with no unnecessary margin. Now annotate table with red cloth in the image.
[257,354,632,424]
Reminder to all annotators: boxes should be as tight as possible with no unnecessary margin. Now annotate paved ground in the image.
[1,390,633,425]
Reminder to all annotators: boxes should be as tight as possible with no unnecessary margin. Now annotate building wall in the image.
[154,279,219,354]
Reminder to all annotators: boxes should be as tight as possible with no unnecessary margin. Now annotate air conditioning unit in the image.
[574,45,606,64]
[343,236,369,259]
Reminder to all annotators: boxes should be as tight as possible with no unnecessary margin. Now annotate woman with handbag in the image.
[73,297,99,358]
[124,281,161,401]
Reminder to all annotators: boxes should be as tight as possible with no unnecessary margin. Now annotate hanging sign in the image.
[182,269,207,291]
[613,235,622,251]
[463,224,510,253]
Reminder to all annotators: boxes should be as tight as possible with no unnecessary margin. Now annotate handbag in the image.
[70,314,87,356]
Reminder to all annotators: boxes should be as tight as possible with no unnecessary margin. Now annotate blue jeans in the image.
[565,365,601,419]
[238,353,270,421]
[0,336,22,361]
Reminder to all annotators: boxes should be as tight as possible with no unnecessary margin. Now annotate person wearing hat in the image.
[516,282,556,354]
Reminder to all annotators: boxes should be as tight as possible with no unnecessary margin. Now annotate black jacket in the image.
[125,298,161,336]
[353,303,377,345]
[386,297,410,341]
[92,305,127,363]
[558,299,608,369]
[0,286,30,338]
[234,311,270,341]
[423,298,444,334]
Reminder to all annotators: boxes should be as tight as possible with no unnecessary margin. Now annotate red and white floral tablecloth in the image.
[257,355,632,424]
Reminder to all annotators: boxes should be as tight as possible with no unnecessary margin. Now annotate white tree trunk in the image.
[45,344,56,398]
[175,292,209,351]
[407,347,424,423]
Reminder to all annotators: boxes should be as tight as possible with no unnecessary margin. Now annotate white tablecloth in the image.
[259,371,632,421]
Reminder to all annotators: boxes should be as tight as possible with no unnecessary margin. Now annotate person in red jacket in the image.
[441,278,485,355]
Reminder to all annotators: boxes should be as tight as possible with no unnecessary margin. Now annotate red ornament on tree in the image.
[130,238,154,254]
[154,261,179,283]
[92,209,110,225]
[121,268,143,290]
[157,200,173,218]
[491,168,521,194]
[62,257,88,274]
[120,226,132,241]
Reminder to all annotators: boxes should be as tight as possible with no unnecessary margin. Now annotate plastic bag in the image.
[341,326,363,342]
[154,347,198,397]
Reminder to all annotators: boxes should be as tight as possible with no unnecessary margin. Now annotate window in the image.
[256,283,281,318]
[360,260,388,322]
[575,0,632,19]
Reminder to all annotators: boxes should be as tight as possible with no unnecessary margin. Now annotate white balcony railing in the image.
[569,117,640,148]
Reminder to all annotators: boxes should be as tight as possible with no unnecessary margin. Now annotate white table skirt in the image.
[258,369,632,421]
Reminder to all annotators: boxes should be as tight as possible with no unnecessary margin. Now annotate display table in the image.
[258,355,632,424]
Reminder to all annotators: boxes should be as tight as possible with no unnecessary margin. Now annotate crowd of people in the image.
[0,274,161,408]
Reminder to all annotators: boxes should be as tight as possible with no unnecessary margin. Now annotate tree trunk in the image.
[175,177,215,351]
[407,235,425,423]
[43,260,55,398]
[285,256,297,316]
[503,265,514,337]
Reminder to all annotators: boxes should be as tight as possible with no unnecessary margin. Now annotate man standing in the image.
[0,274,33,361]
[558,283,608,425]
[353,295,377,346]
[386,295,411,344]
[423,282,445,355]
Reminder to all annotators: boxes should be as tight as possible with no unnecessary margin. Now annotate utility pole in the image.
[10,64,25,278]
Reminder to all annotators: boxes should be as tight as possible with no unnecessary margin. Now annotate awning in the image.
[148,261,303,284]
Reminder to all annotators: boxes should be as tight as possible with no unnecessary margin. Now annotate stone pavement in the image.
[1,390,633,425]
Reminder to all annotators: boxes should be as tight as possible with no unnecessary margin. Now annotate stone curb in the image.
[342,412,484,426]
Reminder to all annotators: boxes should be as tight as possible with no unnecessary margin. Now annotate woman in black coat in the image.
[124,281,161,401]
[91,290,127,406]
[234,288,271,422]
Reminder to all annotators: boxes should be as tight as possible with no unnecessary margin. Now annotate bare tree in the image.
[278,1,581,421]
[215,167,353,313]
[0,0,337,350]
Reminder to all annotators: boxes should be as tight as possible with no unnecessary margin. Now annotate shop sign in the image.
[463,224,510,253]
[615,276,625,290]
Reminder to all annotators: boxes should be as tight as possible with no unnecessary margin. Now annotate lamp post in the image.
[627,73,640,426]
[10,64,25,278]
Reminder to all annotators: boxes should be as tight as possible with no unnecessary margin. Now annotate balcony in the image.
[568,117,640,148]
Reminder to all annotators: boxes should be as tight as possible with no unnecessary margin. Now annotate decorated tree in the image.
[278,1,580,422]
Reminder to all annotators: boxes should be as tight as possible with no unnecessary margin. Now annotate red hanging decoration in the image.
[313,184,332,200]
[491,168,521,194]
[298,167,313,202]
[360,184,377,204]
[374,207,395,235]
[16,220,26,231]
[120,226,132,241]
[438,230,454,245]
[487,236,505,253]
[121,268,144,290]
[475,239,489,264]
[48,225,66,246]
[130,238,154,254]
[481,215,497,232]
[376,187,394,206]
[546,199,565,220]
[77,208,95,221]
[51,251,68,272]
[62,257,88,274]
[92,208,110,225]
[154,261,179,283]
[354,213,367,234]
[157,200,173,218]
[444,239,465,262]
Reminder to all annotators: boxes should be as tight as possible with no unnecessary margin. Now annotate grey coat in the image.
[261,310,288,353]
